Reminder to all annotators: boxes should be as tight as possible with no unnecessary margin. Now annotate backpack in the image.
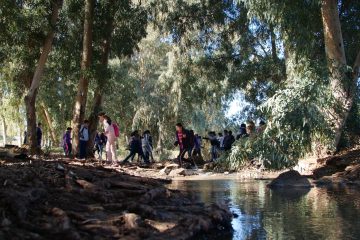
[113,123,120,138]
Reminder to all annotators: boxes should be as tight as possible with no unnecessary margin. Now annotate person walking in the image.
[102,115,117,164]
[122,130,144,164]
[218,132,224,150]
[36,123,43,149]
[223,130,235,151]
[63,127,72,157]
[78,120,89,159]
[141,130,152,165]
[174,123,191,166]
[236,123,248,139]
[193,134,202,158]
[94,131,106,160]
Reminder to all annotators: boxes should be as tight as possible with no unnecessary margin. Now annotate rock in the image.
[153,163,165,169]
[268,170,312,188]
[123,213,142,229]
[169,168,186,177]
[160,163,179,175]
[203,162,215,171]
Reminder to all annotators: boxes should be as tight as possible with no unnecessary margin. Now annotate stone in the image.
[203,162,215,171]
[160,163,179,175]
[169,168,186,177]
[267,170,312,188]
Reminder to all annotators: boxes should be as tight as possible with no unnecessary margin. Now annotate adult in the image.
[79,120,89,159]
[102,115,117,163]
[174,123,191,166]
[36,123,42,148]
[63,127,72,157]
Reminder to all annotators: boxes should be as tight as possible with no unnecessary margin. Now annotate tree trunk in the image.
[321,0,354,150]
[25,89,38,153]
[87,6,115,154]
[71,0,95,155]
[1,115,6,146]
[41,103,59,146]
[24,0,62,154]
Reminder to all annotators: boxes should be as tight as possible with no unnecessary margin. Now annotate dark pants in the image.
[94,144,103,159]
[211,145,218,161]
[79,140,87,159]
[123,150,144,163]
[193,148,202,157]
[64,143,72,157]
[142,150,151,164]
[177,147,193,166]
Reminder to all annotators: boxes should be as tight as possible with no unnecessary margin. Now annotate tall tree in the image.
[24,0,63,153]
[71,0,95,154]
[321,0,360,150]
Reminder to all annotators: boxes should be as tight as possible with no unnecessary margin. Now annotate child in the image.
[142,130,152,164]
[94,132,107,160]
[122,130,144,164]
[63,127,72,157]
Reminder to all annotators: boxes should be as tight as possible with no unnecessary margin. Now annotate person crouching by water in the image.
[142,130,152,165]
[174,123,192,167]
[122,130,144,164]
[63,127,72,157]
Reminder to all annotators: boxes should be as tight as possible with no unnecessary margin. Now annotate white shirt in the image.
[79,125,89,141]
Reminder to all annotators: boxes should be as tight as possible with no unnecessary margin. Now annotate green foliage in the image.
[223,56,333,170]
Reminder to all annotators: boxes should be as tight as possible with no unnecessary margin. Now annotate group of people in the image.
[121,130,154,165]
[61,112,156,165]
[174,120,266,164]
[58,115,266,166]
[62,113,119,164]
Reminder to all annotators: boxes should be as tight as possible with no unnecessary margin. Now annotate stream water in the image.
[168,179,360,240]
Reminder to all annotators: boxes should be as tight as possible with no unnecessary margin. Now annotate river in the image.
[168,179,360,240]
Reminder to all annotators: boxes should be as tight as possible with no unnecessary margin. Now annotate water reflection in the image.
[168,180,360,240]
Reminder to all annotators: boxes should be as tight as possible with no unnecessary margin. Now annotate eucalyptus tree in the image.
[0,0,63,153]
[321,0,360,150]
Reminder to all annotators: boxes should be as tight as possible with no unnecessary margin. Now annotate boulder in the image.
[268,170,312,188]
[168,168,186,177]
[159,164,179,175]
[203,162,215,171]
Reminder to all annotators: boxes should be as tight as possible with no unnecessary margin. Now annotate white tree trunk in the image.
[321,0,354,150]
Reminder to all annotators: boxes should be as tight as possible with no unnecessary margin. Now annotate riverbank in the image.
[116,147,360,188]
[0,157,232,239]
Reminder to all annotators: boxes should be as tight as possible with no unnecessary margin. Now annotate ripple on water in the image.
[168,179,360,240]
